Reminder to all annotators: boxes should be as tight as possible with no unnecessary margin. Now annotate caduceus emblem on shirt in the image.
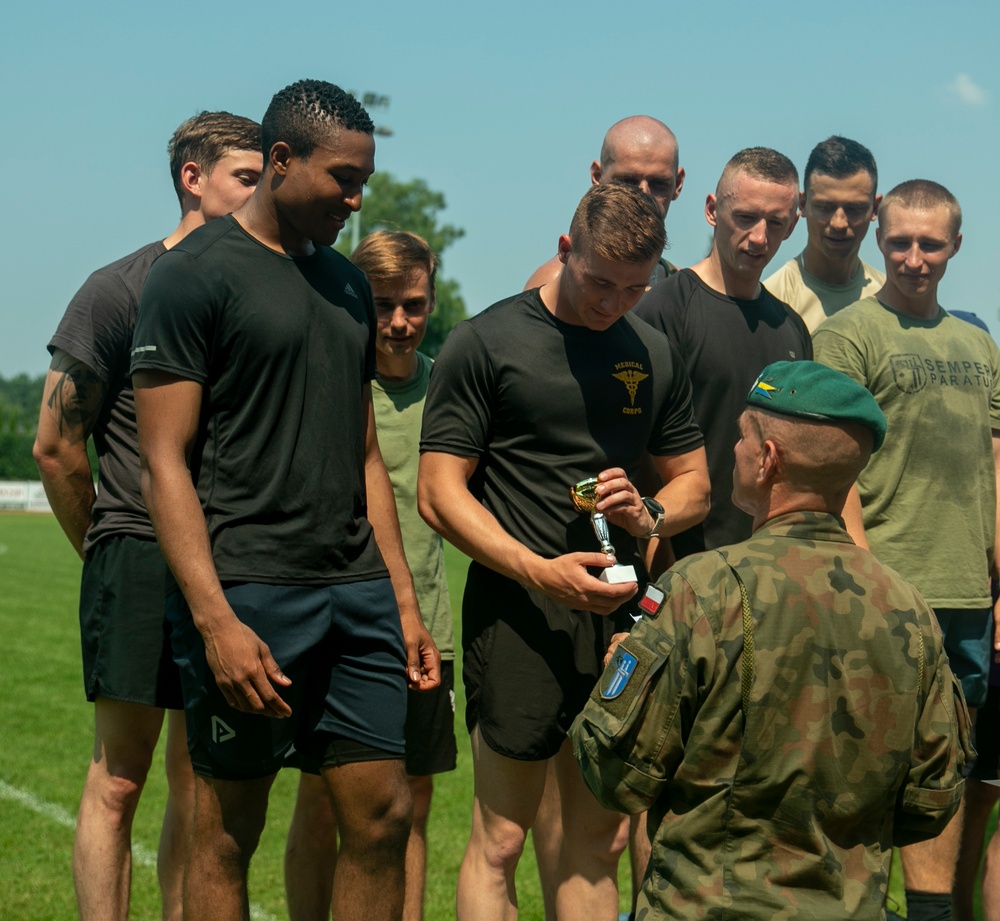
[613,369,648,407]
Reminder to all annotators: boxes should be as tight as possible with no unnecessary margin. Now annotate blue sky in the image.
[2,0,997,375]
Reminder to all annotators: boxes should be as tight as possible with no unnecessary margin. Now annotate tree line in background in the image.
[0,172,467,480]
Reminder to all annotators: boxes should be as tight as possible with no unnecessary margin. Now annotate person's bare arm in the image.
[133,369,291,717]
[418,451,637,614]
[32,349,105,558]
[841,484,869,549]
[363,385,440,691]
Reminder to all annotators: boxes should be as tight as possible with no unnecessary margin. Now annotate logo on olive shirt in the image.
[890,354,927,394]
[602,649,638,699]
[613,362,649,415]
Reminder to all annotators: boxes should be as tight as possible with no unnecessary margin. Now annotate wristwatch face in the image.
[642,497,664,519]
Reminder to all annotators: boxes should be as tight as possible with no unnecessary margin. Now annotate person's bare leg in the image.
[404,774,433,921]
[183,773,275,921]
[531,761,562,921]
[899,797,965,919]
[285,772,338,921]
[983,808,1000,921]
[457,727,548,921]
[954,778,998,921]
[73,698,165,921]
[552,739,628,921]
[158,709,194,921]
[628,812,651,916]
[324,758,412,921]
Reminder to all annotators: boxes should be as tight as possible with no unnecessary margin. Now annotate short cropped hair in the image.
[879,179,962,236]
[351,231,438,294]
[804,136,878,196]
[168,111,261,205]
[568,183,666,264]
[261,79,373,158]
[718,147,798,196]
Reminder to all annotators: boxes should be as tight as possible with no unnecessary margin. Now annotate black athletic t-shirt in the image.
[634,268,812,556]
[420,290,703,571]
[49,241,166,551]
[130,215,387,586]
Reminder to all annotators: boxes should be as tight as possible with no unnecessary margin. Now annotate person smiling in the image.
[130,80,439,921]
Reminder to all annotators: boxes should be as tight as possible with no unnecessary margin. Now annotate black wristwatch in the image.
[641,497,665,538]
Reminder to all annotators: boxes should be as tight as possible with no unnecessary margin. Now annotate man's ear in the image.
[704,193,718,228]
[557,234,573,265]
[758,439,781,485]
[672,166,685,200]
[871,193,883,220]
[179,161,204,202]
[798,189,807,211]
[270,141,293,177]
[590,160,602,186]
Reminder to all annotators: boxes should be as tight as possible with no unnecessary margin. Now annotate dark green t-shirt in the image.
[420,290,703,570]
[131,215,387,586]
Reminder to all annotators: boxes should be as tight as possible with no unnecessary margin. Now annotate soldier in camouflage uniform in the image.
[571,360,973,921]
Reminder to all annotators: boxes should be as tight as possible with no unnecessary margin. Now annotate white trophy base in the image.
[600,564,637,584]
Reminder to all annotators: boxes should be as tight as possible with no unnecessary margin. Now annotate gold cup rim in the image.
[570,476,599,512]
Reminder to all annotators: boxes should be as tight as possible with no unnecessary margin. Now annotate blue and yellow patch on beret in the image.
[747,361,887,451]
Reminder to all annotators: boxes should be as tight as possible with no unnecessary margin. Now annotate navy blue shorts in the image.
[168,579,407,780]
[934,608,992,709]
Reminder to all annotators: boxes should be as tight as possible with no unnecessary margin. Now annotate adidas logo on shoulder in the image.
[344,283,359,299]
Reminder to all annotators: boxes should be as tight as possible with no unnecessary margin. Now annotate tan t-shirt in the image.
[765,253,885,332]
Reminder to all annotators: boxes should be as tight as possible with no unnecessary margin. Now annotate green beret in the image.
[747,361,886,451]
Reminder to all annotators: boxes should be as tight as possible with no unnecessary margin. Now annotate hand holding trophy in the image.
[570,477,638,585]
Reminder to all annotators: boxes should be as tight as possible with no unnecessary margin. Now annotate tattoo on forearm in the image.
[46,353,106,442]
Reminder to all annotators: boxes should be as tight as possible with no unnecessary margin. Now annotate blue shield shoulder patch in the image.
[602,649,638,700]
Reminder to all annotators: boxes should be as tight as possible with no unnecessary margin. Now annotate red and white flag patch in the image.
[638,584,665,617]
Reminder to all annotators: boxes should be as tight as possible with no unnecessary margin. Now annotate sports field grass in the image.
[0,512,559,920]
[2,511,993,919]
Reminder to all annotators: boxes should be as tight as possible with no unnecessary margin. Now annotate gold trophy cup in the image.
[570,477,637,585]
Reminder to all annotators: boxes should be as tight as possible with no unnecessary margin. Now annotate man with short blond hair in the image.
[635,147,811,560]
[765,135,884,331]
[815,179,1000,921]
[420,182,710,921]
[33,110,262,921]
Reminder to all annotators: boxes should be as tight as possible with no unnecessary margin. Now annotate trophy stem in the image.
[591,510,616,556]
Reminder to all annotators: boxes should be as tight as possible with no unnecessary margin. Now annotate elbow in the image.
[417,479,444,536]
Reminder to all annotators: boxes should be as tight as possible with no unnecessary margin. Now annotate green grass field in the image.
[1,512,993,919]
[0,513,559,920]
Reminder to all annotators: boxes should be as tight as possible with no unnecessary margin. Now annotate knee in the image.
[562,808,629,866]
[476,817,529,876]
[342,780,413,861]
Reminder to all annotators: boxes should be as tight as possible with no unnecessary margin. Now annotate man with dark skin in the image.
[131,80,438,921]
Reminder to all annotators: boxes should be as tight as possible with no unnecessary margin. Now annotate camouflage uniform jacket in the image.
[571,510,972,921]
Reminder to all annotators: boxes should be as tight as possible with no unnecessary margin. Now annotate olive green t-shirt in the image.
[765,254,885,333]
[814,297,1000,607]
[373,353,454,659]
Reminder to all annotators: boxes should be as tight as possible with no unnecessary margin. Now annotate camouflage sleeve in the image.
[569,571,711,815]
[893,621,974,846]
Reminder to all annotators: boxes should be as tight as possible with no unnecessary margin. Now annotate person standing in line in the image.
[33,110,262,921]
[131,80,439,921]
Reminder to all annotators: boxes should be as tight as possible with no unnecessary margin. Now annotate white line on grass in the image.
[0,778,279,921]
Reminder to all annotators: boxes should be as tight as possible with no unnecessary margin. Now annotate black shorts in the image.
[462,561,633,761]
[168,579,407,780]
[405,660,457,776]
[970,681,1000,780]
[79,535,182,710]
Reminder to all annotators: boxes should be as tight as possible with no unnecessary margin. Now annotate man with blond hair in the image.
[420,182,710,920]
[34,110,262,921]
[815,179,1000,921]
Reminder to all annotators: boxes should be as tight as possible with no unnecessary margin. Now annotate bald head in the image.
[591,116,684,217]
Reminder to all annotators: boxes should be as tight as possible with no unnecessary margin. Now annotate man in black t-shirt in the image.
[131,81,439,921]
[33,111,261,921]
[419,183,710,921]
[525,115,685,291]
[635,147,811,559]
